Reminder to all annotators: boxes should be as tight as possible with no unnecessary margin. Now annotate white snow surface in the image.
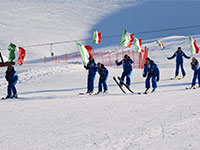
[1,0,200,150]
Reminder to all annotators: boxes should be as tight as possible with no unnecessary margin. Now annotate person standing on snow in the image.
[115,54,133,88]
[5,65,18,99]
[96,62,109,94]
[143,57,160,94]
[190,57,200,89]
[84,57,97,94]
[167,47,190,78]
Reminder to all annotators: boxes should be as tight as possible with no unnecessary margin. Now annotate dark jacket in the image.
[5,69,18,85]
[168,51,190,64]
[98,66,108,79]
[84,60,97,77]
[144,60,160,79]
[116,59,133,73]
[191,60,200,72]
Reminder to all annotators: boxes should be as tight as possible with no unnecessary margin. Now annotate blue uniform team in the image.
[2,46,198,98]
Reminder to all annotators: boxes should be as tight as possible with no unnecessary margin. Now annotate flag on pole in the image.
[77,43,93,65]
[17,47,26,65]
[189,37,199,55]
[156,40,165,49]
[8,43,16,61]
[134,37,143,52]
[120,29,134,48]
[93,29,102,44]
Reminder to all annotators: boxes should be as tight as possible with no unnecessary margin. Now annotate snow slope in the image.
[1,0,200,150]
[0,61,200,150]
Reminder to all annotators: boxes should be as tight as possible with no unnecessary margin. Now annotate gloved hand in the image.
[115,60,118,64]
[167,57,170,60]
[156,77,159,82]
[143,74,146,78]
[84,65,87,69]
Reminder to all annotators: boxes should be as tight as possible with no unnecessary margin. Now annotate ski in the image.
[117,76,141,95]
[170,77,181,80]
[113,77,126,94]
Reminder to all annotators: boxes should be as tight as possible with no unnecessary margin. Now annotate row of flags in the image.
[7,43,26,65]
[77,28,200,65]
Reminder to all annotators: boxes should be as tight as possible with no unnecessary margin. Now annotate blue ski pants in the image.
[98,77,108,92]
[192,69,200,86]
[87,75,95,92]
[145,75,157,89]
[120,71,132,86]
[175,63,186,76]
[7,82,17,97]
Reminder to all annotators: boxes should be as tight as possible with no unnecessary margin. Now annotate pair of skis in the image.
[113,76,141,95]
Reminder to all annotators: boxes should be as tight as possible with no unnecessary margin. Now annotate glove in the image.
[143,74,146,78]
[115,60,118,64]
[128,56,130,60]
[156,77,159,82]
[167,57,170,60]
[84,65,87,69]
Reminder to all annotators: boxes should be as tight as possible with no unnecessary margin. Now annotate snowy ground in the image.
[1,0,200,149]
[0,62,200,150]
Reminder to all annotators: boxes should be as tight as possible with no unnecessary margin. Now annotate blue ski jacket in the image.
[168,51,190,64]
[116,59,133,73]
[144,60,160,79]
[98,66,108,79]
[5,69,18,85]
[191,60,200,72]
[85,61,97,77]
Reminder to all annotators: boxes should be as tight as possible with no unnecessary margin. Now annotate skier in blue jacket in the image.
[190,57,200,88]
[115,54,133,88]
[5,65,18,99]
[143,57,160,93]
[96,62,109,94]
[167,47,190,78]
[84,57,97,94]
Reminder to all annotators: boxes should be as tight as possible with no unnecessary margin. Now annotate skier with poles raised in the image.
[143,57,160,94]
[115,54,133,88]
[190,57,200,89]
[84,56,97,94]
[96,62,109,94]
[4,65,18,99]
[167,47,190,79]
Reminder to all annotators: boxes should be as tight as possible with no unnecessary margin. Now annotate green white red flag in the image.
[134,37,143,52]
[93,29,102,44]
[120,29,134,48]
[189,37,199,55]
[156,40,165,49]
[77,43,93,65]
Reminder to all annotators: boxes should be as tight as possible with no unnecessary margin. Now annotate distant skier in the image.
[96,62,109,94]
[143,57,160,94]
[84,57,97,94]
[115,54,133,88]
[5,65,18,99]
[190,57,200,89]
[167,47,190,78]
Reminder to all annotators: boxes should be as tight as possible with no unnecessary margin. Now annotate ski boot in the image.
[144,88,150,94]
[151,88,156,93]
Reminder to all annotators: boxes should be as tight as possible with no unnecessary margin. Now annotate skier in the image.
[5,65,18,99]
[167,47,190,78]
[96,62,109,94]
[115,54,133,88]
[190,57,200,88]
[143,57,160,94]
[84,56,97,94]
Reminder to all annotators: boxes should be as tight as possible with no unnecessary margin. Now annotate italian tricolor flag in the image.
[189,37,199,55]
[93,29,102,44]
[77,43,92,65]
[134,37,143,52]
[156,40,165,49]
[120,29,134,48]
